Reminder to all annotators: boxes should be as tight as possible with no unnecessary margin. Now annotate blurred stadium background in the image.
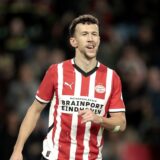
[0,0,160,160]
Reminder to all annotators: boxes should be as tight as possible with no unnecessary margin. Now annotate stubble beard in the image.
[83,47,98,60]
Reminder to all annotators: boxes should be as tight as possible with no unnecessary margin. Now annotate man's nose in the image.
[87,34,93,41]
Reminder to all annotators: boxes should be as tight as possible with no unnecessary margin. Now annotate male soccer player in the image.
[10,14,126,160]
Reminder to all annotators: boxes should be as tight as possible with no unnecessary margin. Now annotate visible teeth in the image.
[87,45,94,49]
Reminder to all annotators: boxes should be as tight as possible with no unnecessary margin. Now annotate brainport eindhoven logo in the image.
[95,84,105,94]
[60,96,104,115]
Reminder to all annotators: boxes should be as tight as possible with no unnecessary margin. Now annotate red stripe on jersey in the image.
[75,118,86,160]
[58,114,72,159]
[88,124,101,160]
[80,76,90,96]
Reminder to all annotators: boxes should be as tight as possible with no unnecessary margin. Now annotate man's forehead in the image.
[75,23,99,32]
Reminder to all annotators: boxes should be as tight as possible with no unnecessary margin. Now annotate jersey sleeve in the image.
[35,65,56,103]
[108,71,125,112]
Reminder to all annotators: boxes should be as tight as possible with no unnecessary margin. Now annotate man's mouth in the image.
[86,44,95,49]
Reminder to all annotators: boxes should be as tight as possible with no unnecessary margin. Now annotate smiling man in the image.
[10,14,126,160]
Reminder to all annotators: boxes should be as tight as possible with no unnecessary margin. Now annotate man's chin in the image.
[85,52,97,59]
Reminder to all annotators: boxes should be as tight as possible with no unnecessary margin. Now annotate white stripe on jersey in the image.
[97,68,113,159]
[83,72,96,160]
[109,108,125,112]
[96,127,103,160]
[69,69,82,160]
[52,63,63,159]
[35,95,50,103]
[96,145,103,160]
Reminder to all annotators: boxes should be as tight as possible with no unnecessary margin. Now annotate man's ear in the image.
[70,37,78,48]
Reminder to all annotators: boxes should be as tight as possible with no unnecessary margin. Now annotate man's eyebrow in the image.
[81,31,98,33]
[80,31,89,34]
[92,31,98,33]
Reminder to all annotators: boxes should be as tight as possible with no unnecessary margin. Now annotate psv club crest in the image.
[95,84,106,94]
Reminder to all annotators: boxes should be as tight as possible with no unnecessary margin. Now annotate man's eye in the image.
[92,33,98,36]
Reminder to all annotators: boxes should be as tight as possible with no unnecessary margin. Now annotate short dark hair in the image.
[69,14,99,37]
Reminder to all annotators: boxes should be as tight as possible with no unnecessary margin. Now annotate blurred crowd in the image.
[0,0,160,160]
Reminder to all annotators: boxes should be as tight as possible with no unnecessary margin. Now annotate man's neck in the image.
[74,56,97,73]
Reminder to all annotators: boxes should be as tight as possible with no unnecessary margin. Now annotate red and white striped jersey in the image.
[36,59,125,160]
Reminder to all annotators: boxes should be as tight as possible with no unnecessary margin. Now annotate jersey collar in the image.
[71,58,100,77]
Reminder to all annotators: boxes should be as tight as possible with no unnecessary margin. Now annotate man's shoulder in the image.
[49,59,72,68]
[99,62,113,71]
[62,58,72,64]
[98,62,119,77]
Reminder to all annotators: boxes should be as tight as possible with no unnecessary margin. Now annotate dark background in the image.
[0,0,160,160]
